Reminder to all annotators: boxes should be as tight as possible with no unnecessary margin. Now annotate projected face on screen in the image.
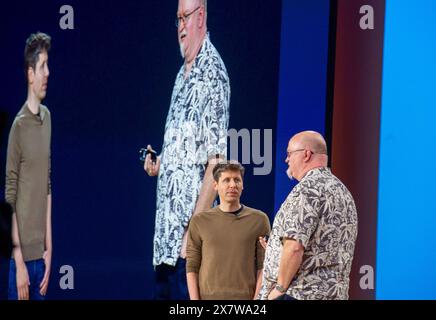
[177,0,205,62]
[29,51,50,101]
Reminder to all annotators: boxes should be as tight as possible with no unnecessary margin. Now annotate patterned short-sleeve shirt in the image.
[259,167,358,300]
[153,33,230,267]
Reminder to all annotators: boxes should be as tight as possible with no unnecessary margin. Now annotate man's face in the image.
[285,139,302,180]
[177,0,201,61]
[214,170,244,205]
[28,51,50,101]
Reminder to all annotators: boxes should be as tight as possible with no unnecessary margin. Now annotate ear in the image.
[198,6,205,28]
[213,180,218,191]
[304,149,312,163]
[27,67,35,84]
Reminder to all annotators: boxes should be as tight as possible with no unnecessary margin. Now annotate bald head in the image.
[290,131,327,155]
[286,131,328,181]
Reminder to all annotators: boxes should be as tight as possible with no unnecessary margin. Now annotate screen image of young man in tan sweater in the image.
[5,32,53,300]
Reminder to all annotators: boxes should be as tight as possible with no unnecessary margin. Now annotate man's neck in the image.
[298,164,326,180]
[219,202,242,213]
[184,30,207,78]
[184,60,195,78]
[26,91,41,115]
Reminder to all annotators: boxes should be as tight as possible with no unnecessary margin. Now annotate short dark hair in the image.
[213,160,245,182]
[24,32,51,80]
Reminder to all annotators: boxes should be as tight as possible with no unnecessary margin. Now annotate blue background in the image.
[273,0,331,212]
[376,0,436,299]
[0,0,282,299]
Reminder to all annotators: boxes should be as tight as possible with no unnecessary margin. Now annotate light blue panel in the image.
[377,0,436,299]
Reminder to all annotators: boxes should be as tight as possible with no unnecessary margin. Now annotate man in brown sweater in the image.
[5,32,52,300]
[186,161,270,300]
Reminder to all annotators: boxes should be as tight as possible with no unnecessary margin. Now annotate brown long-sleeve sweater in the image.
[186,205,271,300]
[5,103,51,261]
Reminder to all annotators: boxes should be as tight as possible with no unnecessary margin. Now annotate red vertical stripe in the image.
[331,0,385,299]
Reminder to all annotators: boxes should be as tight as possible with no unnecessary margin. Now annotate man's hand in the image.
[258,236,268,250]
[268,239,304,301]
[16,263,30,300]
[143,145,160,176]
[180,229,188,259]
[39,250,52,296]
[267,287,284,300]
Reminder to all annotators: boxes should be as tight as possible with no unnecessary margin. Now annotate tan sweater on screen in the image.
[5,103,51,261]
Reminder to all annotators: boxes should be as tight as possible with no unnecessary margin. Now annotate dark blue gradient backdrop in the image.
[0,0,283,299]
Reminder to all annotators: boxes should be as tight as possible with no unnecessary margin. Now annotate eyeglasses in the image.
[175,6,201,28]
[286,149,307,159]
[286,149,327,159]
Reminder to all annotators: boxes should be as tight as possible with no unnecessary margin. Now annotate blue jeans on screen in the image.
[8,258,46,300]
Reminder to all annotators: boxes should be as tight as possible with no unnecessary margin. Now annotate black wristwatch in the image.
[275,284,287,294]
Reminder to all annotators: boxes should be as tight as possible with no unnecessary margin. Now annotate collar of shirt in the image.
[300,166,330,182]
[217,204,246,217]
[21,102,46,124]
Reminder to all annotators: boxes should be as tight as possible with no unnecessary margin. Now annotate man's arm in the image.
[6,121,30,300]
[254,216,271,299]
[45,194,52,253]
[11,212,30,300]
[187,272,200,300]
[180,157,219,258]
[40,135,53,295]
[193,156,220,215]
[186,217,202,300]
[253,269,263,299]
[39,194,52,296]
[5,121,19,214]
[190,58,229,216]
[267,239,304,300]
